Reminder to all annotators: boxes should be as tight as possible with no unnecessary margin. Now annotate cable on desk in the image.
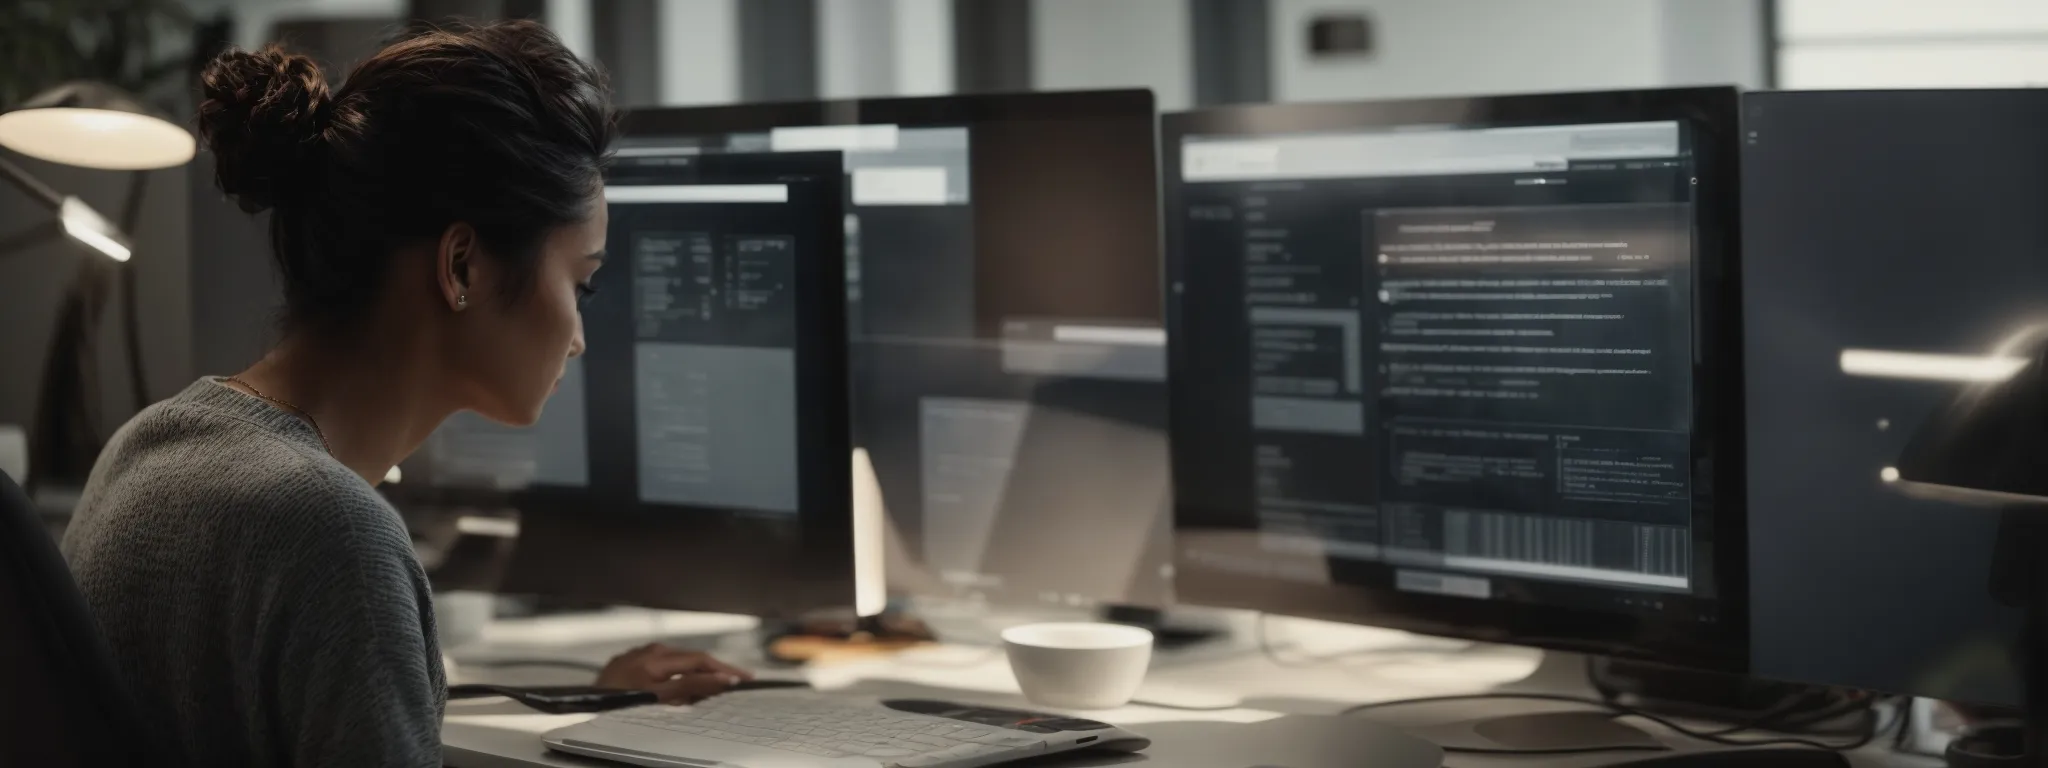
[1890,698,1918,752]
[1343,691,1615,716]
[1762,692,1884,735]
[1446,743,1673,756]
[1585,659,1880,738]
[458,658,606,673]
[1343,692,1891,753]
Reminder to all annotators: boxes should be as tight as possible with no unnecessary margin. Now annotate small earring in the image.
[457,294,468,309]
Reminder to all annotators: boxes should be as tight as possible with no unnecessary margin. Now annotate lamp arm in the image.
[0,153,66,210]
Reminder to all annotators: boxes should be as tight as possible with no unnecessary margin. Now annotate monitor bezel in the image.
[1161,86,1748,672]
[616,89,1153,137]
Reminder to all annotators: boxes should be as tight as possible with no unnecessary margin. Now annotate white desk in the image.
[441,611,1940,768]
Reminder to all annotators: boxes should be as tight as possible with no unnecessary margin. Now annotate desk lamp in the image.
[0,82,195,488]
[0,81,197,261]
[1894,327,2048,767]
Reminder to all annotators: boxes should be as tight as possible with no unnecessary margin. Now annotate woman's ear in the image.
[437,222,477,312]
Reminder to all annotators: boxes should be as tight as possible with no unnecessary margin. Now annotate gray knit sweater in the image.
[62,378,446,766]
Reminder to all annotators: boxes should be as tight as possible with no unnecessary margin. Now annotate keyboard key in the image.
[909,734,954,748]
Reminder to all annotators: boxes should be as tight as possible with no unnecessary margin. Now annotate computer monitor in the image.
[1164,87,1746,670]
[392,142,855,618]
[618,91,1172,609]
[1743,89,2045,707]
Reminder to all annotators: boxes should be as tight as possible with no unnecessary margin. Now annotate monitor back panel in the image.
[1742,89,2048,706]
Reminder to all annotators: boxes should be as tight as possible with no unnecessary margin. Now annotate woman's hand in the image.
[595,643,754,704]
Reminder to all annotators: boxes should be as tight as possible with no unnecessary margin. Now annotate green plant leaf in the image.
[0,0,197,110]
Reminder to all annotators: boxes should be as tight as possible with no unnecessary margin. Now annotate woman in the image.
[62,21,747,767]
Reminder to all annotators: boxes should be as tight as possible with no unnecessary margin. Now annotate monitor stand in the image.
[1392,650,1667,756]
[1393,650,1849,767]
[1952,508,2048,768]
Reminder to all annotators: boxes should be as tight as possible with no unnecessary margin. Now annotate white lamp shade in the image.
[0,108,196,171]
[0,82,195,171]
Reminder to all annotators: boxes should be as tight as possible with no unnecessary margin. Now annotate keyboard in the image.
[543,690,1150,768]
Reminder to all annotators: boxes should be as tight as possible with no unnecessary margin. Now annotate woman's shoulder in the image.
[76,381,403,552]
[112,378,333,463]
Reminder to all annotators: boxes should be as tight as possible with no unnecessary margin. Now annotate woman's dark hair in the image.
[197,20,615,334]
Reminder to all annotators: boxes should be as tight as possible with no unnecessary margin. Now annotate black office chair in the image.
[0,470,173,766]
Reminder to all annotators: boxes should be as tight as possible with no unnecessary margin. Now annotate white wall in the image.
[1778,0,2048,88]
[1272,0,1765,103]
[893,0,954,96]
[819,0,953,99]
[544,0,596,61]
[656,0,740,105]
[1032,0,1192,110]
[1661,0,1767,89]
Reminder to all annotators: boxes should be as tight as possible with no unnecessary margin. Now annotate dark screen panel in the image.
[1743,90,2046,706]
[966,115,1162,336]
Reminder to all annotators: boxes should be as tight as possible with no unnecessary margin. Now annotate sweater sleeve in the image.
[269,500,445,767]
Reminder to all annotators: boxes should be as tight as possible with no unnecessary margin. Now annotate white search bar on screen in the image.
[1052,325,1168,346]
[604,184,790,204]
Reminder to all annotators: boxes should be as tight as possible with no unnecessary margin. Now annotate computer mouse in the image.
[730,679,813,692]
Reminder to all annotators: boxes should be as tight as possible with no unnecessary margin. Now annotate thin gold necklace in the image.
[224,375,333,456]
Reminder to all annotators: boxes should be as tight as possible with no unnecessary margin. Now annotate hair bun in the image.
[198,45,331,213]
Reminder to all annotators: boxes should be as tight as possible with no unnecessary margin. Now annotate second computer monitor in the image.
[395,147,856,618]
[621,90,1172,608]
[1165,87,1746,670]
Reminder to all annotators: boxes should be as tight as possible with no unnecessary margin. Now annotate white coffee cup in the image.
[434,590,495,650]
[1001,622,1154,710]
